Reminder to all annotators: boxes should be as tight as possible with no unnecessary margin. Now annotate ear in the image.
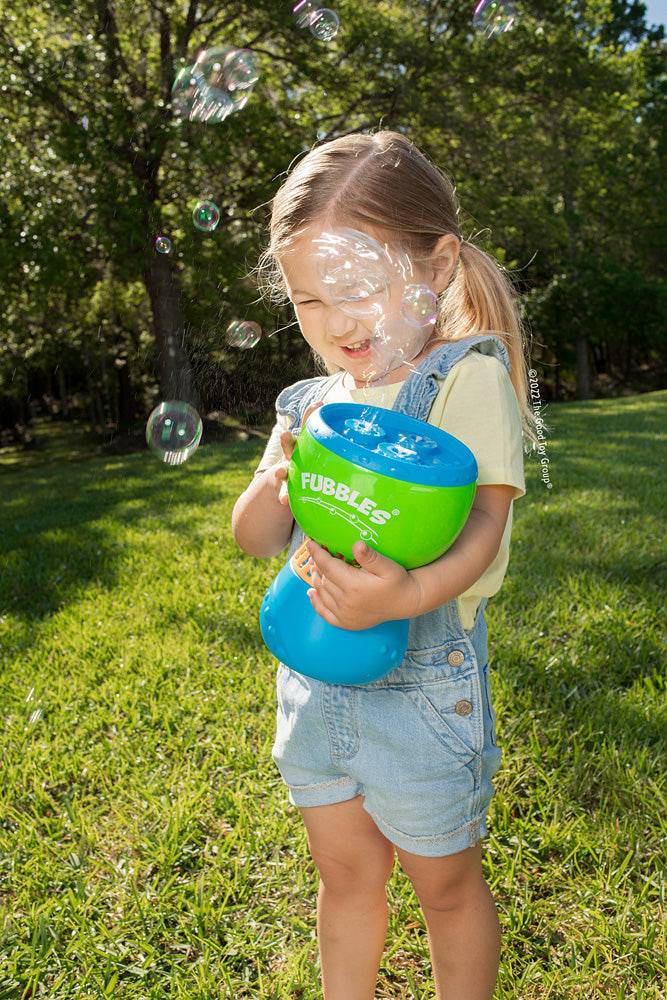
[429,234,461,295]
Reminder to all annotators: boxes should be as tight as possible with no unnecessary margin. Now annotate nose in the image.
[325,305,357,339]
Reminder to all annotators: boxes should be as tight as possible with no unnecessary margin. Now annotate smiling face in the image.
[278,226,460,388]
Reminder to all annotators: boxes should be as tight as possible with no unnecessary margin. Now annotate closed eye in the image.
[296,299,320,306]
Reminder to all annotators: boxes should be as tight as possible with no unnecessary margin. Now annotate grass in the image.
[0,390,665,999]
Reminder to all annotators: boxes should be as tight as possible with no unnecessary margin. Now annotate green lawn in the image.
[1,391,665,999]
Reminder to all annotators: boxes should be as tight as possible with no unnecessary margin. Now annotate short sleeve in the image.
[254,411,292,475]
[433,352,526,501]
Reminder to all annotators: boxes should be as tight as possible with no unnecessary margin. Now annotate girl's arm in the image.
[407,484,516,617]
[231,465,295,559]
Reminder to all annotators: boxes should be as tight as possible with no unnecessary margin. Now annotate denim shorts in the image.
[271,636,503,858]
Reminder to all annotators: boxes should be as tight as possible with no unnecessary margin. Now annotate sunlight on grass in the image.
[1,391,665,997]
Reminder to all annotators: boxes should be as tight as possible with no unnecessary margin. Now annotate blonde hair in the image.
[255,130,542,448]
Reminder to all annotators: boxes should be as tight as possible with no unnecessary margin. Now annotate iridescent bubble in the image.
[311,228,436,386]
[192,200,220,232]
[472,0,517,39]
[292,1,318,28]
[226,320,263,349]
[313,229,397,318]
[146,401,202,465]
[221,48,259,91]
[309,9,340,41]
[401,284,438,328]
[170,47,258,123]
[154,235,172,255]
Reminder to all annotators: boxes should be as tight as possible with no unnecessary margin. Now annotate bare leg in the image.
[421,878,501,1000]
[316,880,389,1000]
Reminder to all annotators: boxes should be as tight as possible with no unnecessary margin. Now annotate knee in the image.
[313,850,394,898]
[416,876,491,914]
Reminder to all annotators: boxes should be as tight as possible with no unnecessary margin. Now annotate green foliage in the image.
[0,1,664,431]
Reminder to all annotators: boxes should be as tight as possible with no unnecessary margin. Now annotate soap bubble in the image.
[292,1,318,27]
[146,401,202,465]
[221,48,259,90]
[154,235,172,255]
[472,0,516,39]
[309,9,340,40]
[226,320,263,349]
[171,47,259,123]
[192,200,220,232]
[401,284,438,328]
[311,228,436,385]
[313,229,401,318]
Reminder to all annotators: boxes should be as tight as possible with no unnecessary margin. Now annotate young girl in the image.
[232,131,538,1000]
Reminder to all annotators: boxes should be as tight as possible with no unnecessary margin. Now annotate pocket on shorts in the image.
[402,672,484,760]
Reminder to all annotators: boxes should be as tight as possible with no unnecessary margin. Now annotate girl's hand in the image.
[274,401,325,510]
[305,539,425,629]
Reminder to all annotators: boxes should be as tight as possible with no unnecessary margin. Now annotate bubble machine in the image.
[259,402,478,685]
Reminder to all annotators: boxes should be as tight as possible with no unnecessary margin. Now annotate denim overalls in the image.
[270,334,508,857]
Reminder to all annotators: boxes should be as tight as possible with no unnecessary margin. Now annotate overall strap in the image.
[275,373,341,434]
[391,334,511,421]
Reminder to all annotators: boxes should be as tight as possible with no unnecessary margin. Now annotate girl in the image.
[231,131,538,1000]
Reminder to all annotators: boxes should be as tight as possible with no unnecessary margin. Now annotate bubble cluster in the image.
[401,284,438,328]
[192,200,220,232]
[171,47,260,124]
[154,235,172,255]
[146,401,203,465]
[472,0,517,39]
[226,320,263,349]
[311,228,437,385]
[292,2,340,41]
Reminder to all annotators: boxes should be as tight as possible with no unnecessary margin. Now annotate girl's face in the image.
[279,227,460,388]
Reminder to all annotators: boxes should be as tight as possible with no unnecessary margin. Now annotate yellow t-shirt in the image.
[255,351,526,629]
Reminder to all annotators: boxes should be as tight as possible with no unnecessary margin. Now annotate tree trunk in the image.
[56,365,69,419]
[143,254,199,408]
[117,362,134,428]
[576,331,591,399]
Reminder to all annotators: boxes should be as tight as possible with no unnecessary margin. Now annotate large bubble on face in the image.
[171,47,259,123]
[311,228,438,385]
[146,401,203,465]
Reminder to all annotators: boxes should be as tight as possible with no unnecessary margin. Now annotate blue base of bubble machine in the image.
[259,557,409,685]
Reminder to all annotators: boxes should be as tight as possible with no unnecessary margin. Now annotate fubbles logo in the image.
[300,472,398,525]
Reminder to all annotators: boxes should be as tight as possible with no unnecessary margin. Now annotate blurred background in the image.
[0,0,665,456]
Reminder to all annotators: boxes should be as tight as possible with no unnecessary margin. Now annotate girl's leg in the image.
[297,795,396,1000]
[396,842,501,1000]
[316,879,389,1000]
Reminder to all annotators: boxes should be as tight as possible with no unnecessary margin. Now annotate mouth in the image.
[340,338,372,358]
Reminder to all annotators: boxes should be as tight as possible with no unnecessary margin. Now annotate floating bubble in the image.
[472,0,516,39]
[309,9,340,41]
[154,235,172,255]
[221,48,259,91]
[293,1,318,28]
[226,320,263,349]
[401,284,438,328]
[170,47,259,123]
[146,401,202,465]
[192,200,220,232]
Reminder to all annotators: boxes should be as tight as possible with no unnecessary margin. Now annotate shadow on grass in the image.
[0,437,265,623]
